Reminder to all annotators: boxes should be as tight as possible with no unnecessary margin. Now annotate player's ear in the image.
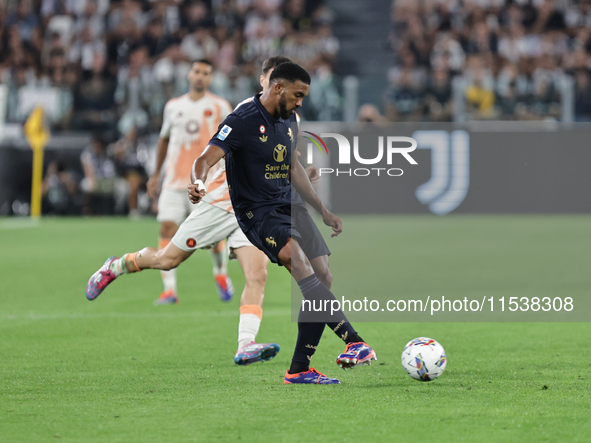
[259,75,265,88]
[272,81,283,94]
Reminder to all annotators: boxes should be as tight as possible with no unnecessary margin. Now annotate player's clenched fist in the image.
[306,165,320,184]
[187,179,207,204]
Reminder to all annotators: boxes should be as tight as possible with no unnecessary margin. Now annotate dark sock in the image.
[328,320,361,343]
[289,276,331,374]
[298,274,359,343]
[289,361,310,374]
[289,319,325,374]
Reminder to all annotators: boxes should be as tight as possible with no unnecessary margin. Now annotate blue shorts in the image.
[243,204,330,265]
[243,205,296,264]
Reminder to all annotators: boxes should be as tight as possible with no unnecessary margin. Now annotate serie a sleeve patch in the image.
[216,125,233,141]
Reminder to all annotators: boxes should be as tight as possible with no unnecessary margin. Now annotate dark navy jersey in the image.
[209,94,303,231]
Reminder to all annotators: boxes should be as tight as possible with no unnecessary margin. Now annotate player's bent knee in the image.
[277,241,292,267]
[277,250,291,267]
[159,222,178,239]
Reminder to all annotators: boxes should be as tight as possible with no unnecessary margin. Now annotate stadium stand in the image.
[1,0,589,216]
[0,0,341,215]
[0,0,339,132]
[386,0,590,122]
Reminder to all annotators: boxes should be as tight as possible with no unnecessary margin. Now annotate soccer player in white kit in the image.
[147,59,234,305]
[86,59,294,365]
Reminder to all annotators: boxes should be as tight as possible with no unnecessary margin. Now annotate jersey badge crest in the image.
[186,238,197,248]
[185,120,200,134]
[259,134,268,142]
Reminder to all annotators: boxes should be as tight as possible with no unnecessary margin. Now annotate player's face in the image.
[277,80,309,119]
[188,62,213,92]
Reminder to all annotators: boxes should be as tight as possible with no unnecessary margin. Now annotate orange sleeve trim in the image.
[240,304,263,320]
[159,238,171,250]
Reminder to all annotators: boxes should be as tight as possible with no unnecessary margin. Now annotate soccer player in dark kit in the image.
[189,62,376,384]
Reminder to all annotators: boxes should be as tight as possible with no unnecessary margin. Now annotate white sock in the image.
[161,269,177,293]
[238,313,261,350]
[210,247,228,275]
[109,255,129,276]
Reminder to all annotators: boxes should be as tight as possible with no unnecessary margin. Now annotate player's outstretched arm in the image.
[290,149,343,237]
[188,144,225,204]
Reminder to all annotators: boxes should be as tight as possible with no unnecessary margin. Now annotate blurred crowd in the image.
[385,0,591,122]
[0,0,341,135]
[40,130,151,216]
[7,0,591,215]
[0,0,342,215]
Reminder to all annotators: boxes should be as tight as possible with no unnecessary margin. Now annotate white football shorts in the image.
[171,202,252,255]
[157,188,196,225]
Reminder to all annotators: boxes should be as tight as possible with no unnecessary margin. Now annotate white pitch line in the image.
[0,219,40,230]
[0,309,291,321]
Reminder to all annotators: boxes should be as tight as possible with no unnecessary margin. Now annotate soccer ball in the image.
[401,337,447,381]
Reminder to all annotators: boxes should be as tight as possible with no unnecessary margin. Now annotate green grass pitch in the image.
[1,216,590,442]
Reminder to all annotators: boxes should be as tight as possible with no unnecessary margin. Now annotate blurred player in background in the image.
[147,59,234,305]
